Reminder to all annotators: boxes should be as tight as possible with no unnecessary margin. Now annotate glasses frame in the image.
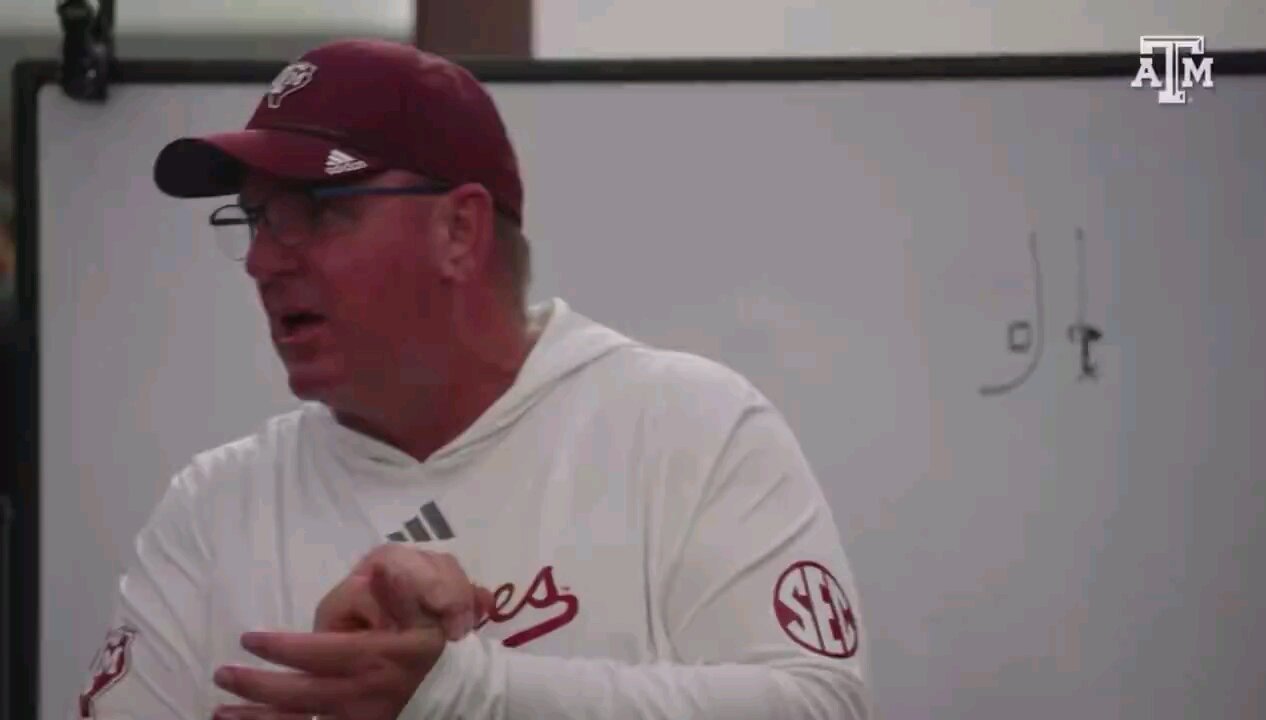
[207,180,456,260]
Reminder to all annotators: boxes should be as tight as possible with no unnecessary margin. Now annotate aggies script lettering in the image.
[476,565,579,648]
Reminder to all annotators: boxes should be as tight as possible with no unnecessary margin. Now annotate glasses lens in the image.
[210,205,253,261]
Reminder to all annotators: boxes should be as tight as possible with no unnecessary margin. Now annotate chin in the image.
[283,361,346,403]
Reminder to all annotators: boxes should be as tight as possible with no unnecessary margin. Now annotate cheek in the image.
[320,249,439,341]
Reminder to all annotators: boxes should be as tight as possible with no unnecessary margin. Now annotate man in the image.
[77,39,873,719]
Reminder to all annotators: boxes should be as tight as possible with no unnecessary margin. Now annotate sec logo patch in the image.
[78,625,138,718]
[773,560,858,658]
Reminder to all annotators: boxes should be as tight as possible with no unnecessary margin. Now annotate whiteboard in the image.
[16,58,1266,719]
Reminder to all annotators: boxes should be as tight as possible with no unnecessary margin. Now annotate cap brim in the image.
[153,129,385,198]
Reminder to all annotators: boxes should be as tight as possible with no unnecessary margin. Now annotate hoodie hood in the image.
[311,298,639,472]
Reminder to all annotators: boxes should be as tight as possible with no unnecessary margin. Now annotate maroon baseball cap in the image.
[153,39,524,224]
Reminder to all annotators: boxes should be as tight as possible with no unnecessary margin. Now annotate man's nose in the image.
[244,224,301,280]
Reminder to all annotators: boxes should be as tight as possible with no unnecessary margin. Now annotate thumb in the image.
[370,562,440,631]
[314,575,391,632]
[475,585,496,620]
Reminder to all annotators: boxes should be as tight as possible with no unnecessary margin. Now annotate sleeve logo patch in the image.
[78,625,138,719]
[773,561,859,658]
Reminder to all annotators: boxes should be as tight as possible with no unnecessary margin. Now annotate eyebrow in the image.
[237,181,312,207]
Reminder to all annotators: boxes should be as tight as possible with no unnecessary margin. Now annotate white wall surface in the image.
[535,0,1266,57]
[0,0,413,35]
[5,1,1261,55]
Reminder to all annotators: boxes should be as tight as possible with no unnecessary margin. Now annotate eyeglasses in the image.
[208,181,454,261]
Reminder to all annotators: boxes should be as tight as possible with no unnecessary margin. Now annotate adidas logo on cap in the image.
[325,149,368,175]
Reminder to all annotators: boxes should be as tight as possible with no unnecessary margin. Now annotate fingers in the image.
[240,628,441,675]
[369,547,479,640]
[239,631,359,677]
[313,574,392,632]
[222,627,448,718]
[213,664,357,714]
[319,544,487,641]
[475,584,495,620]
[369,562,435,631]
[429,553,473,641]
[369,557,467,640]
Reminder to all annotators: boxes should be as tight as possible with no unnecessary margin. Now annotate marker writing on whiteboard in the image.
[1066,227,1103,381]
[979,231,1044,396]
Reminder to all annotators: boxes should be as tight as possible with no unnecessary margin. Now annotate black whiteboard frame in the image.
[9,49,1266,719]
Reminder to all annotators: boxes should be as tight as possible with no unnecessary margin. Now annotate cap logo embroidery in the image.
[267,61,317,109]
[325,149,369,175]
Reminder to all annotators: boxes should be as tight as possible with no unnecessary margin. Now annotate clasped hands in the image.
[210,545,492,720]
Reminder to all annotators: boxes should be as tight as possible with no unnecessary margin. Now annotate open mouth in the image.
[279,311,327,336]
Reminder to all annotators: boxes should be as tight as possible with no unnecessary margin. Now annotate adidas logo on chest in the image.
[386,501,454,543]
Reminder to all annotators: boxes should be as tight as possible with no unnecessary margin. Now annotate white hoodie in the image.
[75,298,874,720]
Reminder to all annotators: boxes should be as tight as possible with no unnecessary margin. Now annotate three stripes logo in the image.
[387,501,455,543]
[325,149,369,175]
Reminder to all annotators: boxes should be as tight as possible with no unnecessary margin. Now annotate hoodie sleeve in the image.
[407,397,874,719]
[70,467,210,720]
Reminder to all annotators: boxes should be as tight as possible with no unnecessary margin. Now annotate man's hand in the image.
[315,544,494,639]
[211,546,492,720]
[210,623,443,720]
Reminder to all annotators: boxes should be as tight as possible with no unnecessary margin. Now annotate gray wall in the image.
[32,73,1266,719]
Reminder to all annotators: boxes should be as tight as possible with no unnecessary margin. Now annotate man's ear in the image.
[434,185,495,283]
